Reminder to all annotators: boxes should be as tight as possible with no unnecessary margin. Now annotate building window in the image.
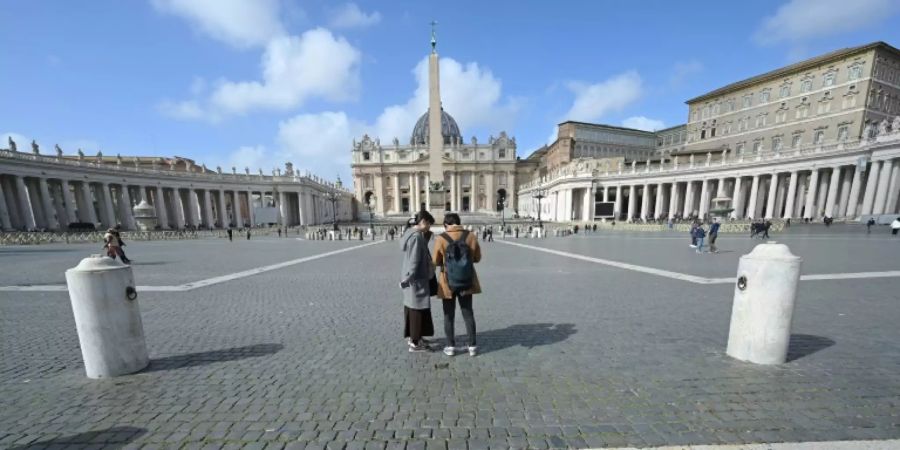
[814,130,825,145]
[742,95,752,108]
[499,149,506,158]
[849,65,863,80]
[792,134,802,148]
[712,103,720,115]
[760,90,770,103]
[384,154,391,160]
[736,143,745,155]
[817,100,831,114]
[801,79,812,93]
[838,126,849,141]
[700,129,706,139]
[823,72,836,87]
[773,136,783,151]
[780,85,791,98]
[363,152,370,161]
[702,106,709,119]
[752,142,761,153]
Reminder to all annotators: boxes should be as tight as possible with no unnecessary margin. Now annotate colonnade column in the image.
[247,191,256,227]
[278,191,288,226]
[155,186,169,229]
[874,159,896,215]
[203,190,215,228]
[411,172,419,212]
[101,183,116,227]
[14,177,36,229]
[816,172,829,218]
[614,185,622,218]
[860,161,881,215]
[218,190,227,228]
[668,183,678,220]
[80,182,97,225]
[746,176,760,219]
[639,184,649,221]
[38,178,59,230]
[603,186,609,202]
[824,167,842,218]
[837,168,852,217]
[765,173,779,219]
[885,161,900,215]
[232,191,243,227]
[392,175,401,213]
[0,182,12,230]
[186,189,199,227]
[627,185,636,222]
[172,189,186,229]
[62,180,77,226]
[698,179,709,219]
[803,169,820,220]
[581,187,592,222]
[783,172,798,219]
[424,174,431,211]
[654,184,664,219]
[730,177,743,219]
[845,167,862,218]
[683,181,694,218]
[120,185,136,230]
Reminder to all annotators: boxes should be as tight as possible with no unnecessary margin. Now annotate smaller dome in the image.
[411,108,462,145]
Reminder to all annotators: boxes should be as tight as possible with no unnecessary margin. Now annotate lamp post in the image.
[325,191,338,231]
[534,188,547,228]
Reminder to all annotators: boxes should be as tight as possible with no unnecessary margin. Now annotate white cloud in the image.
[670,60,703,86]
[150,0,285,49]
[622,116,665,131]
[563,71,643,123]
[329,3,381,29]
[753,0,898,45]
[371,56,519,143]
[161,28,362,121]
[226,145,269,172]
[277,111,362,177]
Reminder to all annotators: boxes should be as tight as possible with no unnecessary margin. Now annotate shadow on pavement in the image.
[787,334,835,362]
[143,343,283,372]
[130,261,168,266]
[475,323,576,355]
[8,426,146,449]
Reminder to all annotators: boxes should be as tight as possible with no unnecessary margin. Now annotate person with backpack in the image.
[399,211,437,353]
[432,213,482,357]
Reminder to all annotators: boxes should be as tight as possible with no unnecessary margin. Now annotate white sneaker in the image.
[443,346,456,356]
[468,346,478,356]
[689,244,697,248]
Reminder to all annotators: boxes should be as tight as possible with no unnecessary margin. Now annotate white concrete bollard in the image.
[65,255,149,378]
[726,242,802,365]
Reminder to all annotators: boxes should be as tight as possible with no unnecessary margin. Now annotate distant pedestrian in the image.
[867,217,876,234]
[246,229,251,240]
[689,221,698,248]
[709,217,721,253]
[227,227,233,241]
[763,220,772,239]
[694,223,706,254]
[487,228,493,242]
[892,217,900,236]
[389,227,396,240]
[400,211,436,353]
[277,228,282,238]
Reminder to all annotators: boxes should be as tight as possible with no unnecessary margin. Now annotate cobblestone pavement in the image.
[1,225,899,449]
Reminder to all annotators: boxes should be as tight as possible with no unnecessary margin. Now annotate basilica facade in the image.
[350,109,520,219]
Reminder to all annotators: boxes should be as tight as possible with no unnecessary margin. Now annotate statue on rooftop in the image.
[55,144,63,157]
[31,140,39,154]
[7,137,16,152]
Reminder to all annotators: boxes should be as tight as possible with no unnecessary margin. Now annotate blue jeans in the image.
[696,237,704,252]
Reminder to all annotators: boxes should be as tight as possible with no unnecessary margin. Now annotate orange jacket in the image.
[432,225,482,299]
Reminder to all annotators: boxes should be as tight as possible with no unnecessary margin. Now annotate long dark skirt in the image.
[404,307,434,344]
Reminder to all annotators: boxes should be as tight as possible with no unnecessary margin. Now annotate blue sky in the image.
[2,0,900,183]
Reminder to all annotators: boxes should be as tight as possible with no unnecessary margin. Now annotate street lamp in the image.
[534,188,547,228]
[325,191,338,231]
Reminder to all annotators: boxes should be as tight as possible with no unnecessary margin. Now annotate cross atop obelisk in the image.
[427,20,445,220]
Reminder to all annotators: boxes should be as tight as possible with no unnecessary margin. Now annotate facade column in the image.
[614,185,622,219]
[582,187,592,222]
[716,178,726,198]
[668,183,678,220]
[218,190,228,228]
[411,172,419,212]
[824,167,842,218]
[203,190,215,228]
[794,174,807,217]
[803,169,820,220]
[0,182,12,230]
[654,184,664,219]
[232,191,243,227]
[172,189,186,229]
[101,183,117,227]
[816,172,829,218]
[838,167,853,217]
[845,167,862,218]
[730,177,743,219]
[861,160,881,215]
[424,174,431,211]
[640,184,649,221]
[38,178,60,230]
[61,180,77,226]
[80,182,98,225]
[698,179,709,219]
[392,174,401,213]
[14,176,37,230]
[119,184,135,230]
[603,186,609,202]
[765,173,779,219]
[872,159,893,215]
[626,185,636,222]
[683,181,694,217]
[885,161,900,214]
[783,172,798,219]
[247,191,256,227]
[449,172,457,211]
[746,175,760,219]
[155,186,170,229]
[186,189,199,227]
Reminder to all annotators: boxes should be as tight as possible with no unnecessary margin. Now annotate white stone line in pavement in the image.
[598,438,900,449]
[499,239,900,285]
[0,241,383,293]
[497,239,714,284]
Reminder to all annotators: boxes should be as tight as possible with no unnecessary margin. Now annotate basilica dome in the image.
[410,108,462,145]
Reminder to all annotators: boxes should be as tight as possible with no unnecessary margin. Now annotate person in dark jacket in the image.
[709,217,721,253]
[399,211,436,352]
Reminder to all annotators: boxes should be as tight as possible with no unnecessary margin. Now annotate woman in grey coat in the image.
[400,210,436,352]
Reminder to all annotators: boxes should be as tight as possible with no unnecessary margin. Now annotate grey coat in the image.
[399,227,434,310]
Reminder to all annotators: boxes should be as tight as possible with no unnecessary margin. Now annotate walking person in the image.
[892,217,900,236]
[227,227,233,242]
[246,229,251,240]
[867,217,876,234]
[689,221,698,248]
[103,228,120,260]
[709,217,721,254]
[433,213,481,357]
[400,211,437,352]
[694,223,706,254]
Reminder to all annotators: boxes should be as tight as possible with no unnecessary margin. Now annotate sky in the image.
[2,0,900,183]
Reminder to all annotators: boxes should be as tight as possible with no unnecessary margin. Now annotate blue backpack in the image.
[441,230,474,292]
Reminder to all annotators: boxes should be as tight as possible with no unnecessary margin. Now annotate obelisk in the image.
[427,21,445,222]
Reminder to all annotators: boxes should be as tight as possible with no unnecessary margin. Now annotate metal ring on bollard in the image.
[125,286,138,301]
[737,275,748,291]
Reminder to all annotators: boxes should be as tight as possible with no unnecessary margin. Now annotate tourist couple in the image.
[400,211,481,356]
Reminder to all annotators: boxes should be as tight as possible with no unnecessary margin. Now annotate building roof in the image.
[558,120,657,135]
[686,41,900,104]
[410,107,462,145]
